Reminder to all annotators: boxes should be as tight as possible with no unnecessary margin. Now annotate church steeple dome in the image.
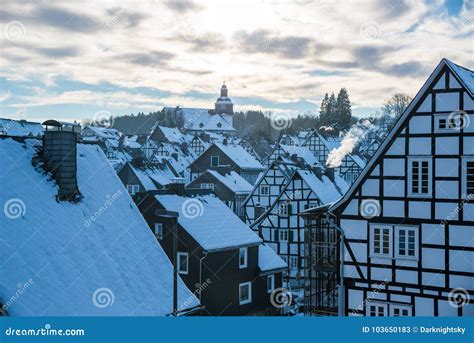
[215,83,233,115]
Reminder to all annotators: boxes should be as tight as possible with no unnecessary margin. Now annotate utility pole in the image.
[155,209,180,316]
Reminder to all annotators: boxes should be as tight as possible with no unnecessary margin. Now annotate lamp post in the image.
[155,209,180,316]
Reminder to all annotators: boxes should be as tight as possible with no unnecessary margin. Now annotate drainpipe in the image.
[327,212,345,317]
[199,251,208,303]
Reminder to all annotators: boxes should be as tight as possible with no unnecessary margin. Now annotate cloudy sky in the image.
[0,0,472,123]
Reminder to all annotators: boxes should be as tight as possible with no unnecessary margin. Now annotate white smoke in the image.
[326,120,373,168]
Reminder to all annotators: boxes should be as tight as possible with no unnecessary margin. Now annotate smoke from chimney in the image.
[326,120,373,168]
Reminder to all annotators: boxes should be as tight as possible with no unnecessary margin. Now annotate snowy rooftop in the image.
[163,107,235,132]
[205,170,253,193]
[0,118,43,137]
[280,144,319,166]
[258,244,287,272]
[131,161,179,189]
[156,195,262,251]
[157,126,186,144]
[215,143,265,170]
[297,169,349,205]
[0,138,198,316]
[83,125,121,140]
[446,59,474,95]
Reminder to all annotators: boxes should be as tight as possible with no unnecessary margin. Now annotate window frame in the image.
[395,226,419,260]
[279,229,289,242]
[177,252,188,275]
[260,185,270,196]
[369,224,393,258]
[390,304,412,316]
[366,302,387,317]
[154,223,163,239]
[267,274,275,293]
[211,155,220,167]
[200,183,215,190]
[239,247,248,269]
[461,156,474,199]
[290,256,298,269]
[407,157,432,197]
[239,281,252,305]
[126,184,140,195]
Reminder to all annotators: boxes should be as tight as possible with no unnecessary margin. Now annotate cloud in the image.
[164,1,203,13]
[120,51,175,66]
[33,4,101,32]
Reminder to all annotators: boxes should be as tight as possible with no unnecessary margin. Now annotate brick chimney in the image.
[325,166,335,182]
[42,120,81,201]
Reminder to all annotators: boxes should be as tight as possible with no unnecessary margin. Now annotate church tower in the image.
[214,83,234,115]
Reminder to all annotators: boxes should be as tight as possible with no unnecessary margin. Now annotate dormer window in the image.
[199,122,204,128]
[217,122,222,128]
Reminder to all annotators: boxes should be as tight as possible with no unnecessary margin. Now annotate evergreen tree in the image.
[327,92,337,125]
[319,93,330,127]
[336,88,352,131]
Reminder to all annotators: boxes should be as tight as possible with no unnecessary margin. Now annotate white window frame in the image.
[126,184,140,195]
[434,113,459,133]
[260,185,269,196]
[461,156,474,199]
[407,157,432,197]
[200,183,215,190]
[239,282,252,305]
[154,223,163,239]
[279,229,289,242]
[267,274,275,293]
[390,304,412,316]
[369,224,393,258]
[211,155,220,167]
[279,203,290,217]
[366,302,387,317]
[239,247,248,269]
[395,226,418,260]
[177,252,188,275]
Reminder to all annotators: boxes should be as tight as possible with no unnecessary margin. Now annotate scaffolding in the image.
[302,207,340,316]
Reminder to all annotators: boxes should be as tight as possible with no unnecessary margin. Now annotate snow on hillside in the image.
[0,138,198,316]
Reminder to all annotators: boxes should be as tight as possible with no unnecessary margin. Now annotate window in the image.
[304,202,319,210]
[395,226,418,259]
[126,184,140,195]
[462,157,474,198]
[200,183,215,190]
[370,224,392,257]
[279,229,289,242]
[391,305,412,316]
[290,256,298,269]
[239,282,252,305]
[367,303,387,316]
[177,252,188,275]
[211,156,220,167]
[279,203,292,216]
[439,118,447,129]
[408,158,432,196]
[267,275,275,293]
[154,223,163,239]
[239,247,248,269]
[260,185,269,196]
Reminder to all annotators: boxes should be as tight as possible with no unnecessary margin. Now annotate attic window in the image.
[217,122,222,128]
[199,122,204,128]
[211,156,220,167]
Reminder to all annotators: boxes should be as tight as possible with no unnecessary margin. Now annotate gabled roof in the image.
[330,58,474,213]
[445,59,474,96]
[296,169,349,204]
[0,138,198,315]
[129,160,180,189]
[163,107,235,132]
[280,144,320,166]
[205,170,253,194]
[156,195,262,251]
[214,143,265,170]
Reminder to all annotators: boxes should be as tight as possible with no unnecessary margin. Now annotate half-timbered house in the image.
[304,58,474,317]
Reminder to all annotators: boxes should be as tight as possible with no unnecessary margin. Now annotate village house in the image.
[303,59,474,317]
[188,141,265,185]
[0,120,199,316]
[137,192,287,316]
[186,169,253,218]
[0,118,44,137]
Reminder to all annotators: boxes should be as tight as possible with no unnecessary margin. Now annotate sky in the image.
[0,0,473,124]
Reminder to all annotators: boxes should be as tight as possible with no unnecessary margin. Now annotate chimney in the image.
[223,138,228,145]
[42,120,81,201]
[325,166,335,182]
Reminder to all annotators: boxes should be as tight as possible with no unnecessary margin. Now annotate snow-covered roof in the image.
[131,161,179,189]
[163,107,235,132]
[297,169,349,205]
[0,118,43,137]
[350,154,367,169]
[215,143,265,170]
[446,59,474,96]
[83,126,121,140]
[205,170,253,194]
[258,244,287,272]
[157,126,186,144]
[280,145,319,166]
[319,134,342,151]
[156,195,262,252]
[0,138,198,316]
